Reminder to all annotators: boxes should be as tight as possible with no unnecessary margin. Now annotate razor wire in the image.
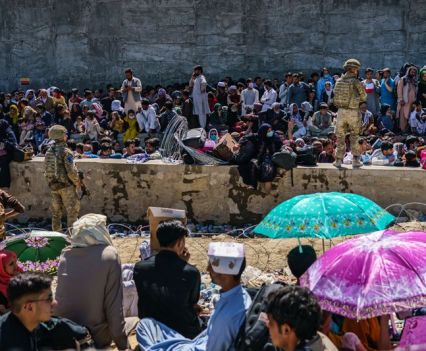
[160,114,188,162]
[159,114,227,165]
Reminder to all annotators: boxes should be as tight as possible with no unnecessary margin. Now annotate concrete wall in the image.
[1,0,425,90]
[9,159,426,224]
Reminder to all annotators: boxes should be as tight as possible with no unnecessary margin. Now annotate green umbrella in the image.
[1,230,69,262]
[254,192,395,239]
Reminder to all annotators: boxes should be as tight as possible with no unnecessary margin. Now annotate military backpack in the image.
[333,77,357,109]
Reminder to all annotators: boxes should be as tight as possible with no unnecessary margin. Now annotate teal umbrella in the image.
[0,230,69,262]
[254,192,395,239]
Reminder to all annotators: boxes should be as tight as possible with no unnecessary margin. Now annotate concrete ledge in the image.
[9,159,426,224]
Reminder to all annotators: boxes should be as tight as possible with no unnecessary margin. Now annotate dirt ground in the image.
[114,235,342,272]
[113,221,426,273]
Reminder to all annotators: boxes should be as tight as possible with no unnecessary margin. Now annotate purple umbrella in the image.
[300,230,426,320]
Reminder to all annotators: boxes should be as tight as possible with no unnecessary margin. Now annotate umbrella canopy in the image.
[254,192,395,239]
[300,230,426,320]
[1,230,69,262]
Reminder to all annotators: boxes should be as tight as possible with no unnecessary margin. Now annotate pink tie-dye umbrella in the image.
[300,230,426,320]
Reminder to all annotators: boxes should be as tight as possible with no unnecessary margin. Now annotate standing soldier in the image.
[44,125,80,231]
[333,59,367,168]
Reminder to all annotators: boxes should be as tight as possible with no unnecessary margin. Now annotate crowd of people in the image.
[0,215,417,350]
[1,63,426,187]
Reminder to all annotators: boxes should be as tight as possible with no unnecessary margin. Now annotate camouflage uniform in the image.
[333,59,367,166]
[0,190,25,241]
[44,125,80,231]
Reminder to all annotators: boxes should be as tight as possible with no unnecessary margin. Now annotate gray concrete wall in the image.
[0,0,425,90]
[8,159,426,224]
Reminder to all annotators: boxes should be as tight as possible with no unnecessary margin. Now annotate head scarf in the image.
[111,100,124,113]
[24,89,35,103]
[23,106,36,119]
[158,88,167,97]
[70,213,113,248]
[0,250,20,298]
[301,101,313,112]
[8,104,19,125]
[403,66,418,86]
[258,123,272,140]
[289,103,302,121]
[91,102,103,119]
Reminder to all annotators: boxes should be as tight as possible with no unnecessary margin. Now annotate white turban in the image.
[71,213,113,248]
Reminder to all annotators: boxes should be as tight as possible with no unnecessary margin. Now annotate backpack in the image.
[259,155,276,182]
[182,128,207,149]
[44,145,71,189]
[37,316,94,350]
[272,148,297,170]
[295,147,317,166]
[235,283,286,351]
[333,77,356,109]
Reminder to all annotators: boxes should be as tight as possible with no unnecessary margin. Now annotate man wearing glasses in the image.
[0,273,55,350]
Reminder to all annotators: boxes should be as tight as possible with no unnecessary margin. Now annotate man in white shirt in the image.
[121,68,142,113]
[241,82,259,114]
[136,99,158,135]
[260,80,277,112]
[189,65,210,129]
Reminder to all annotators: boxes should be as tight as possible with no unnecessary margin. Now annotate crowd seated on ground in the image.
[1,64,426,188]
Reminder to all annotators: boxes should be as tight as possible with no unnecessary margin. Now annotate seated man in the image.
[318,140,336,164]
[136,242,252,351]
[371,141,395,166]
[266,285,337,351]
[145,138,162,160]
[0,273,55,350]
[309,103,334,137]
[133,221,202,339]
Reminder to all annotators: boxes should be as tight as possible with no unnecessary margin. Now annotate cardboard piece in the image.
[213,133,238,161]
[147,207,187,251]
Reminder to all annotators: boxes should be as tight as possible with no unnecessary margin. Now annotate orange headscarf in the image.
[0,250,20,298]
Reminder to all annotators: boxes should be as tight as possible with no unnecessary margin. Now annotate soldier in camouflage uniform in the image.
[0,190,25,241]
[44,125,80,231]
[333,59,367,168]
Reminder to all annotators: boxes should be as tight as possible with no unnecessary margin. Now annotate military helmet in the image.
[48,125,67,140]
[343,59,361,71]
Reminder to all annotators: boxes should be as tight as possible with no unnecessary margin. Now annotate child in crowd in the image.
[109,111,124,140]
[18,106,36,145]
[0,250,21,314]
[73,115,85,134]
[123,109,139,142]
[409,102,424,135]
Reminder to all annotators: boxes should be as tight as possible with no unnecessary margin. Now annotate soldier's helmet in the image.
[48,125,67,140]
[343,59,361,71]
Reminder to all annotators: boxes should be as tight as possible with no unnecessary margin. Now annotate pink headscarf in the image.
[0,250,21,299]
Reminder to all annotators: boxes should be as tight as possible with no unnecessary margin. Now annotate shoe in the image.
[352,157,363,168]
[333,159,343,168]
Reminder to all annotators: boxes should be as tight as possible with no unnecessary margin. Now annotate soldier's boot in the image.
[333,159,343,168]
[352,156,363,168]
